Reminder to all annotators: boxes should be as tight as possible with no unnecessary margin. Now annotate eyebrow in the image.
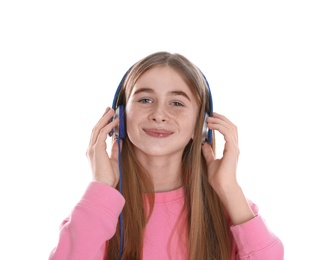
[133,88,191,101]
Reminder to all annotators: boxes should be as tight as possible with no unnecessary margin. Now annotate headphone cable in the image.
[118,137,124,258]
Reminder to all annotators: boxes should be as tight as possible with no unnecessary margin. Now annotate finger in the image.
[88,108,115,147]
[208,121,238,142]
[102,106,111,116]
[207,114,238,144]
[110,138,122,162]
[207,114,236,131]
[212,112,235,126]
[95,117,120,149]
[201,142,215,165]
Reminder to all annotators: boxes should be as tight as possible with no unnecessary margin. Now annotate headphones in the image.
[108,68,129,139]
[109,67,214,144]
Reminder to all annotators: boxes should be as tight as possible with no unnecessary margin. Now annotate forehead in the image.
[133,66,191,93]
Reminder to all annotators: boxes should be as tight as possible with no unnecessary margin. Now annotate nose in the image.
[149,103,169,122]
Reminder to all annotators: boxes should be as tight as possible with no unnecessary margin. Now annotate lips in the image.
[143,128,174,138]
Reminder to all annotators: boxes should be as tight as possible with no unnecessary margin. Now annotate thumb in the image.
[111,139,122,162]
[201,142,215,165]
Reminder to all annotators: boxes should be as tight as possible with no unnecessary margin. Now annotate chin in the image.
[134,144,186,158]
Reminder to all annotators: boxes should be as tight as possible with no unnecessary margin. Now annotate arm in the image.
[50,108,124,259]
[49,182,125,260]
[202,112,284,259]
[202,112,255,225]
[230,202,284,260]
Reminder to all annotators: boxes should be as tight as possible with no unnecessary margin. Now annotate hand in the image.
[86,107,121,187]
[202,112,255,224]
[201,112,240,192]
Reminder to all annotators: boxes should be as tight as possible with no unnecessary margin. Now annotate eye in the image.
[139,98,152,104]
[171,101,184,107]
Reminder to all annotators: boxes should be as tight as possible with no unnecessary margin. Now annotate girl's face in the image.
[125,66,199,159]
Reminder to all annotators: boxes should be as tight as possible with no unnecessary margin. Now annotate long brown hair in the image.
[104,52,231,259]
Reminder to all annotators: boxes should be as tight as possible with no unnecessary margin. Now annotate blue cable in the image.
[118,137,124,258]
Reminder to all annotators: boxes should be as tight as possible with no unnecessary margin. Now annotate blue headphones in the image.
[109,67,213,144]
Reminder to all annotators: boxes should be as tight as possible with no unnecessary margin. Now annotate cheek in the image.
[125,101,136,117]
[181,114,198,137]
[125,106,135,126]
[190,112,200,138]
[125,104,141,134]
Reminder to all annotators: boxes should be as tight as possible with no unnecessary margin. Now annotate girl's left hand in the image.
[202,112,255,224]
[201,112,240,191]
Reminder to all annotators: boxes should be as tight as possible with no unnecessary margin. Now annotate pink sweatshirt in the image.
[49,182,284,260]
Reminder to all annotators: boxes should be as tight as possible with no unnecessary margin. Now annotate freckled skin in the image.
[126,66,199,160]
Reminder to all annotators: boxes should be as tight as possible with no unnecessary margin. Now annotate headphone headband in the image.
[112,67,133,109]
[199,70,213,117]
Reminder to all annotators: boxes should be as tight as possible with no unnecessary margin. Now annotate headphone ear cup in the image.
[207,126,212,144]
[118,105,126,139]
[202,113,212,144]
[108,105,126,139]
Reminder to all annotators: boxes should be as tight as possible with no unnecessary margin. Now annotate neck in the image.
[135,152,183,192]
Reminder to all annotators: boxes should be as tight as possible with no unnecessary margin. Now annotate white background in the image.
[1,1,334,259]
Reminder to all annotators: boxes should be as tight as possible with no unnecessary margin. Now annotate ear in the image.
[191,129,195,140]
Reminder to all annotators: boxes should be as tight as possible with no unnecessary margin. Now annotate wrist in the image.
[215,183,255,225]
[93,176,118,188]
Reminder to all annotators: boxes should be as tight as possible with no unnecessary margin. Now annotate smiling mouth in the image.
[143,128,174,138]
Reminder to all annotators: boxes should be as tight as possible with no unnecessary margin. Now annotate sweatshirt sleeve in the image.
[230,202,284,260]
[49,181,125,260]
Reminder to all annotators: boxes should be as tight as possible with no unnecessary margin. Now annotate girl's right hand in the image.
[86,107,121,187]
